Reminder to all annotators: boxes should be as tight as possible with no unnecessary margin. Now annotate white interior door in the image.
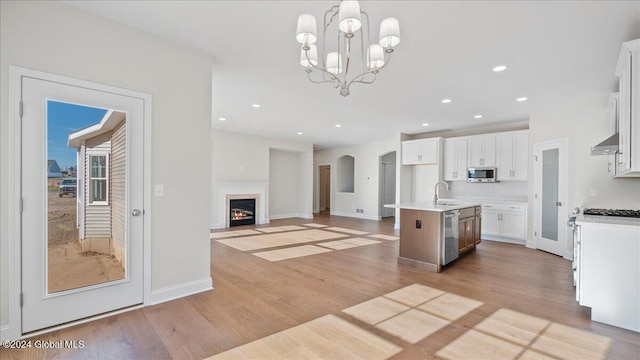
[533,138,568,257]
[20,75,144,333]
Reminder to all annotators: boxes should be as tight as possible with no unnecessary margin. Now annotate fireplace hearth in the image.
[229,198,256,226]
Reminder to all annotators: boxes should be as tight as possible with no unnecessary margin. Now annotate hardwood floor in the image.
[2,214,639,359]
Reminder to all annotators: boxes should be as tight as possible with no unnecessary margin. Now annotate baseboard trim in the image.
[150,277,213,305]
[270,213,314,220]
[0,324,11,341]
[210,222,224,230]
[330,211,380,221]
[482,237,526,245]
[269,213,298,220]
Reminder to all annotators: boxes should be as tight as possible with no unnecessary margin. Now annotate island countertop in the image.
[384,201,482,212]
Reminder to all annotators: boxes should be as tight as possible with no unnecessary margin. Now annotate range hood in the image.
[591,133,619,155]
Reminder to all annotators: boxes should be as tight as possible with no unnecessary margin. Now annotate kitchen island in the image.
[385,201,481,273]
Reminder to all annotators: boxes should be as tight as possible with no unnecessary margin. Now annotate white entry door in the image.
[533,138,568,257]
[20,75,144,333]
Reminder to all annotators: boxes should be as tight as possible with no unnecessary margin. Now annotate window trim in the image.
[88,152,109,205]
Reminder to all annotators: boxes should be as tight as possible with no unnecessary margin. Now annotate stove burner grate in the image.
[583,208,640,218]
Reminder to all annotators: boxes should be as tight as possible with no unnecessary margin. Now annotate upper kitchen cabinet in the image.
[444,138,468,181]
[615,39,640,177]
[402,138,443,165]
[496,130,529,181]
[467,135,496,167]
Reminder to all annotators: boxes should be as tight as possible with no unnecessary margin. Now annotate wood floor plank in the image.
[4,214,638,360]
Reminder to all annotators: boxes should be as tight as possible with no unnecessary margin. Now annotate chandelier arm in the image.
[344,35,352,80]
[345,53,393,88]
[324,5,340,28]
[360,11,370,74]
[306,71,338,85]
[303,49,347,88]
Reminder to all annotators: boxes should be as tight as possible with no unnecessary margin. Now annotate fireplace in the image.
[229,198,256,227]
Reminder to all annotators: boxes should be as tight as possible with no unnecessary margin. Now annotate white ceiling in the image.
[66,1,640,149]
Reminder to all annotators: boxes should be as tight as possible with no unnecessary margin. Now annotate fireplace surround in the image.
[215,182,269,229]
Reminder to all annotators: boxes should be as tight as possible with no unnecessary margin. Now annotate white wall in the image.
[314,139,399,220]
[269,149,302,219]
[528,93,640,254]
[1,1,213,332]
[211,129,313,227]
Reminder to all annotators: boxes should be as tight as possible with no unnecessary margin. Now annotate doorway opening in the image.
[379,151,397,219]
[319,165,331,214]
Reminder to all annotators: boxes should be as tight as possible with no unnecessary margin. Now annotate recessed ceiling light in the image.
[474,115,483,119]
[441,99,452,104]
[422,123,429,126]
[297,132,303,135]
[252,103,261,108]
[335,124,341,128]
[218,117,226,121]
[516,97,528,102]
[492,65,507,72]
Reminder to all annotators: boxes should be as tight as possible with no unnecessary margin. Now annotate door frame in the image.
[6,66,152,340]
[532,137,569,259]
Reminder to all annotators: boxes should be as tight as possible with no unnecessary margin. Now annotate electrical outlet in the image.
[416,220,422,228]
[589,188,597,197]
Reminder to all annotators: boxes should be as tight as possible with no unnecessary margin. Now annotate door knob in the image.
[132,209,142,216]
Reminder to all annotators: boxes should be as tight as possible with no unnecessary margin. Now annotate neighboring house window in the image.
[89,153,108,204]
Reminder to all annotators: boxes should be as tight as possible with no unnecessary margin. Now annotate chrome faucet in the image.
[433,181,450,204]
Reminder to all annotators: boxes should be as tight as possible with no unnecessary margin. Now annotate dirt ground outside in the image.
[47,191,125,293]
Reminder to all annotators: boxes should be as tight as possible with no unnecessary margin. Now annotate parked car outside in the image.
[58,178,77,197]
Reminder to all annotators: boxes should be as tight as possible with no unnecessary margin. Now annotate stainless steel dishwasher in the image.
[442,210,460,265]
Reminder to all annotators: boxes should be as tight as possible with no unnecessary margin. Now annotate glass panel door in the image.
[46,100,125,293]
[541,148,559,241]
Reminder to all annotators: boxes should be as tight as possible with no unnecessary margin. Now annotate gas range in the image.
[583,208,640,218]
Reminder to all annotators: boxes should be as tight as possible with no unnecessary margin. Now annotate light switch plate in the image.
[154,184,164,197]
[588,188,596,197]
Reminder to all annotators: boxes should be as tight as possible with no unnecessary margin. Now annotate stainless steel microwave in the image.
[467,167,497,182]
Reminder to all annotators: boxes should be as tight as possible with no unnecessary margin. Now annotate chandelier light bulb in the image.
[300,44,318,67]
[326,52,343,75]
[367,44,385,70]
[338,1,362,35]
[379,17,400,49]
[296,14,318,45]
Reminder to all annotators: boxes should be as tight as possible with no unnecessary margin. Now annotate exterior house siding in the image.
[110,120,126,264]
[84,132,111,239]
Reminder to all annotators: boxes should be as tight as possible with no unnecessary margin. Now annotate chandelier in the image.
[296,0,400,96]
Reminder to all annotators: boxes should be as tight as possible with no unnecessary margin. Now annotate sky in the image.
[47,101,108,170]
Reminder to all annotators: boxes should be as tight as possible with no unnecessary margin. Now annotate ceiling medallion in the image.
[296,0,400,96]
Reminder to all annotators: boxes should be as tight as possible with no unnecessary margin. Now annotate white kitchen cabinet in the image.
[468,135,496,167]
[608,93,619,178]
[443,138,467,181]
[402,138,442,165]
[577,219,640,332]
[615,39,640,177]
[481,202,526,243]
[496,131,528,181]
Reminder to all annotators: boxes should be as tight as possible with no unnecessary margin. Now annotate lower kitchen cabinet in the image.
[474,213,482,245]
[481,202,526,243]
[458,206,481,254]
